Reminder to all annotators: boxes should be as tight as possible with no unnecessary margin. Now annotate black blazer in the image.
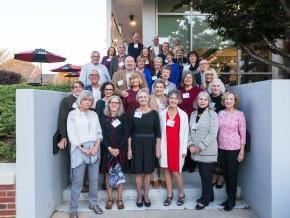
[128,42,143,60]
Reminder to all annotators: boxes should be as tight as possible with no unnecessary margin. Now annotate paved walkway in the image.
[52,209,258,218]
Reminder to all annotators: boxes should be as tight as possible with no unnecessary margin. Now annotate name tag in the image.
[145,60,149,64]
[152,76,157,80]
[111,119,121,128]
[159,103,165,111]
[134,43,138,48]
[211,102,216,107]
[165,59,168,63]
[107,58,111,62]
[134,111,142,118]
[117,80,124,86]
[166,120,175,127]
[72,102,78,109]
[191,122,198,130]
[183,93,190,98]
[118,61,124,67]
[164,89,168,95]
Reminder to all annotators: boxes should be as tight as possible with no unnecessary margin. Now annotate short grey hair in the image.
[136,88,151,102]
[154,56,163,64]
[193,91,214,110]
[76,90,94,107]
[207,79,226,94]
[166,89,182,104]
[104,95,124,117]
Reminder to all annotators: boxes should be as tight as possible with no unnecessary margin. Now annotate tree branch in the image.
[241,44,290,74]
[280,0,290,19]
[262,35,290,59]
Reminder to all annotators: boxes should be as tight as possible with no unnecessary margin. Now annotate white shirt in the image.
[80,62,111,87]
[153,46,160,56]
[67,109,103,168]
[92,87,101,102]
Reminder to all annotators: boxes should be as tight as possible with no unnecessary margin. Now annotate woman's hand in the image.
[237,150,244,162]
[156,145,161,159]
[194,146,201,153]
[127,148,133,160]
[110,148,120,157]
[58,138,67,149]
[189,145,196,153]
[90,145,99,156]
[81,148,91,156]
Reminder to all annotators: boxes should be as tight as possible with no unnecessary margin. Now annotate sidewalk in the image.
[52,209,258,218]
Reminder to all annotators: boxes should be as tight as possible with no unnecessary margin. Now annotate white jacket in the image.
[159,107,189,173]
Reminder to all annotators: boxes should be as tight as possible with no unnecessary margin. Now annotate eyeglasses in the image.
[105,89,114,91]
[109,101,120,104]
[73,86,82,89]
[90,74,99,77]
[91,55,100,58]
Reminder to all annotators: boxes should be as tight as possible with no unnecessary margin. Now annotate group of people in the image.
[57,34,246,218]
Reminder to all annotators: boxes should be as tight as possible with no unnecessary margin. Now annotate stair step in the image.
[56,199,249,212]
[63,172,241,202]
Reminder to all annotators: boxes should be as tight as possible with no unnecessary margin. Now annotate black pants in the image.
[219,149,240,207]
[183,149,197,172]
[198,162,214,204]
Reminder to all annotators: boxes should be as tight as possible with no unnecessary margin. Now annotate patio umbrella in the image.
[50,64,81,73]
[51,64,81,83]
[64,72,80,83]
[14,48,66,85]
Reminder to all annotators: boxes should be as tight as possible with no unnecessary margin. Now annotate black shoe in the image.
[224,205,234,211]
[195,202,208,210]
[188,168,195,173]
[163,195,173,206]
[136,196,143,207]
[220,199,228,207]
[176,194,185,206]
[143,198,151,207]
[215,181,224,189]
[196,198,214,203]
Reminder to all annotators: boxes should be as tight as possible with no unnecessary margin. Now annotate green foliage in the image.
[0,142,16,162]
[0,83,70,162]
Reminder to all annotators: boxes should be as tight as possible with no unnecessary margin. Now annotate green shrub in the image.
[0,83,70,162]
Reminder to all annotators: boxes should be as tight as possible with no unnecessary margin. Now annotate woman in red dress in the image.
[159,90,189,207]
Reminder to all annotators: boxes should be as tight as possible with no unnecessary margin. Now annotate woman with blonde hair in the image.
[128,88,161,208]
[99,95,128,210]
[149,79,168,188]
[122,73,142,115]
[218,91,246,211]
[203,68,218,89]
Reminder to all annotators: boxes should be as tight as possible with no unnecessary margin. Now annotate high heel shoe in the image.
[163,195,173,206]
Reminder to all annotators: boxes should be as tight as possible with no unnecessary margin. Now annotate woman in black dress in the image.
[207,79,226,188]
[127,88,161,208]
[99,95,128,210]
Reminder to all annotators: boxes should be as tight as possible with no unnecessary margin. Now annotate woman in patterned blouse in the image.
[218,91,246,212]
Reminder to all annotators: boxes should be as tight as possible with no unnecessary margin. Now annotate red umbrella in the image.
[64,72,80,83]
[14,48,66,85]
[51,64,81,73]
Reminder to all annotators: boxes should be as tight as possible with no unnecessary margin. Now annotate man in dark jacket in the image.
[128,33,143,61]
[57,81,84,150]
[110,42,127,77]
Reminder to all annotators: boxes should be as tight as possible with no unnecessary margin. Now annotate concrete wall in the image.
[142,0,157,47]
[16,90,69,218]
[232,80,290,218]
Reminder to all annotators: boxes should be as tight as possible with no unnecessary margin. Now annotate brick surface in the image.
[0,193,5,197]
[0,204,6,209]
[0,198,15,203]
[5,193,14,198]
[0,186,14,191]
[7,204,15,209]
[0,209,16,216]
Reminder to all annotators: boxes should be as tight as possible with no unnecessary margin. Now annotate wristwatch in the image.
[108,146,112,151]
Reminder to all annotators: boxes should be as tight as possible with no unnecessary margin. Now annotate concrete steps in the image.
[58,172,246,212]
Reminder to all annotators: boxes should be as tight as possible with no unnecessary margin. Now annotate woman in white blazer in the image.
[159,90,189,207]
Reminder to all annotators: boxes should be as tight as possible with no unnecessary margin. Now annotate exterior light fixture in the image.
[129,15,136,26]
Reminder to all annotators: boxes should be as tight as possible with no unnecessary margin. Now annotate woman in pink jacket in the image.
[218,91,246,212]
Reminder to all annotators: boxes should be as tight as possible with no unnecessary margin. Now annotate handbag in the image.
[108,161,125,188]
